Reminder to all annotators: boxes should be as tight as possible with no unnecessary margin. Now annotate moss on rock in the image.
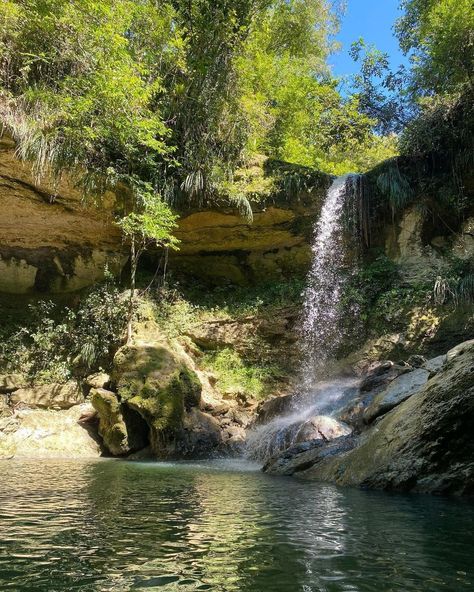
[90,388,129,456]
[111,325,202,456]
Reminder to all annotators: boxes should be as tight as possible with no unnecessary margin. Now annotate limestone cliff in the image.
[0,136,127,293]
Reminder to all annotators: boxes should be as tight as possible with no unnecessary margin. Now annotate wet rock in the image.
[264,436,356,476]
[294,415,352,444]
[364,368,430,424]
[224,425,246,442]
[248,413,352,462]
[406,355,427,368]
[85,372,111,390]
[177,409,223,457]
[359,361,410,393]
[255,393,294,424]
[423,355,447,374]
[0,374,27,394]
[297,341,474,495]
[10,381,84,410]
[338,363,409,428]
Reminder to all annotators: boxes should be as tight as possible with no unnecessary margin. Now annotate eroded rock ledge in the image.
[0,138,332,292]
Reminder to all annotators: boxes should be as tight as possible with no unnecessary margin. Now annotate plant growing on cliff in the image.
[0,278,129,381]
[118,187,179,342]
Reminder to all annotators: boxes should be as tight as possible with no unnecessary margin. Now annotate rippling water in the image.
[1,459,473,591]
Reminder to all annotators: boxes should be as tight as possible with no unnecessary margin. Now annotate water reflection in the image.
[0,460,473,591]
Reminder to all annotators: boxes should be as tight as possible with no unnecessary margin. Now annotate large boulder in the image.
[10,381,84,410]
[293,415,352,444]
[363,368,430,424]
[111,323,203,457]
[296,341,474,495]
[176,408,223,458]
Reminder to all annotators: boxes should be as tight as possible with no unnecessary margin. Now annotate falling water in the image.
[247,175,361,461]
[299,174,357,391]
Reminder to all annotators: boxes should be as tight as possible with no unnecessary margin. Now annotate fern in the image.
[231,194,254,223]
[376,160,413,218]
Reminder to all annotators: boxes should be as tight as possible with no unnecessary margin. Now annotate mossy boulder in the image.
[111,326,202,457]
[90,388,137,456]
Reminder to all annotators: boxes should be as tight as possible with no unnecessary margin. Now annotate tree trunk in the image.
[126,238,137,344]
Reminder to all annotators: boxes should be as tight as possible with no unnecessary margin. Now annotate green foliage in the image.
[0,0,394,207]
[376,159,414,217]
[0,0,175,191]
[432,258,474,306]
[0,277,128,382]
[236,1,380,174]
[340,255,400,325]
[202,348,279,399]
[396,0,474,97]
[118,190,180,252]
[396,0,474,159]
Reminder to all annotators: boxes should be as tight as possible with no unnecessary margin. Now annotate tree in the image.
[118,188,179,342]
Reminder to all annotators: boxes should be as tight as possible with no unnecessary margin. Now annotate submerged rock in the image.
[10,381,84,410]
[296,341,474,495]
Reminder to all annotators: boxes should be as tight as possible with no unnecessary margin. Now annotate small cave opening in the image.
[121,403,150,453]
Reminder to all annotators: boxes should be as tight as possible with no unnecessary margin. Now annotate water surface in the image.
[1,459,473,591]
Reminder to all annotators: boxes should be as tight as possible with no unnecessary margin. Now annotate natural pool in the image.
[1,459,473,591]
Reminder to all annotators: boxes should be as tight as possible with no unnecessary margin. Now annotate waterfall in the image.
[247,175,361,461]
[299,174,356,392]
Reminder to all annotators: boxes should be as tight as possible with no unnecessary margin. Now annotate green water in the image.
[0,459,473,592]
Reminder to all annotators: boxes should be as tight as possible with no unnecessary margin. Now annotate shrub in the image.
[0,278,128,382]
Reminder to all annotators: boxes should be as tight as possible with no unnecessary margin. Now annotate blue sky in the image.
[330,0,408,80]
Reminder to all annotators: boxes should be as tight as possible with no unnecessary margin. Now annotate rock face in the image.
[0,136,127,293]
[0,141,331,292]
[0,374,26,393]
[363,368,430,424]
[293,341,474,495]
[170,166,331,285]
[10,381,85,410]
